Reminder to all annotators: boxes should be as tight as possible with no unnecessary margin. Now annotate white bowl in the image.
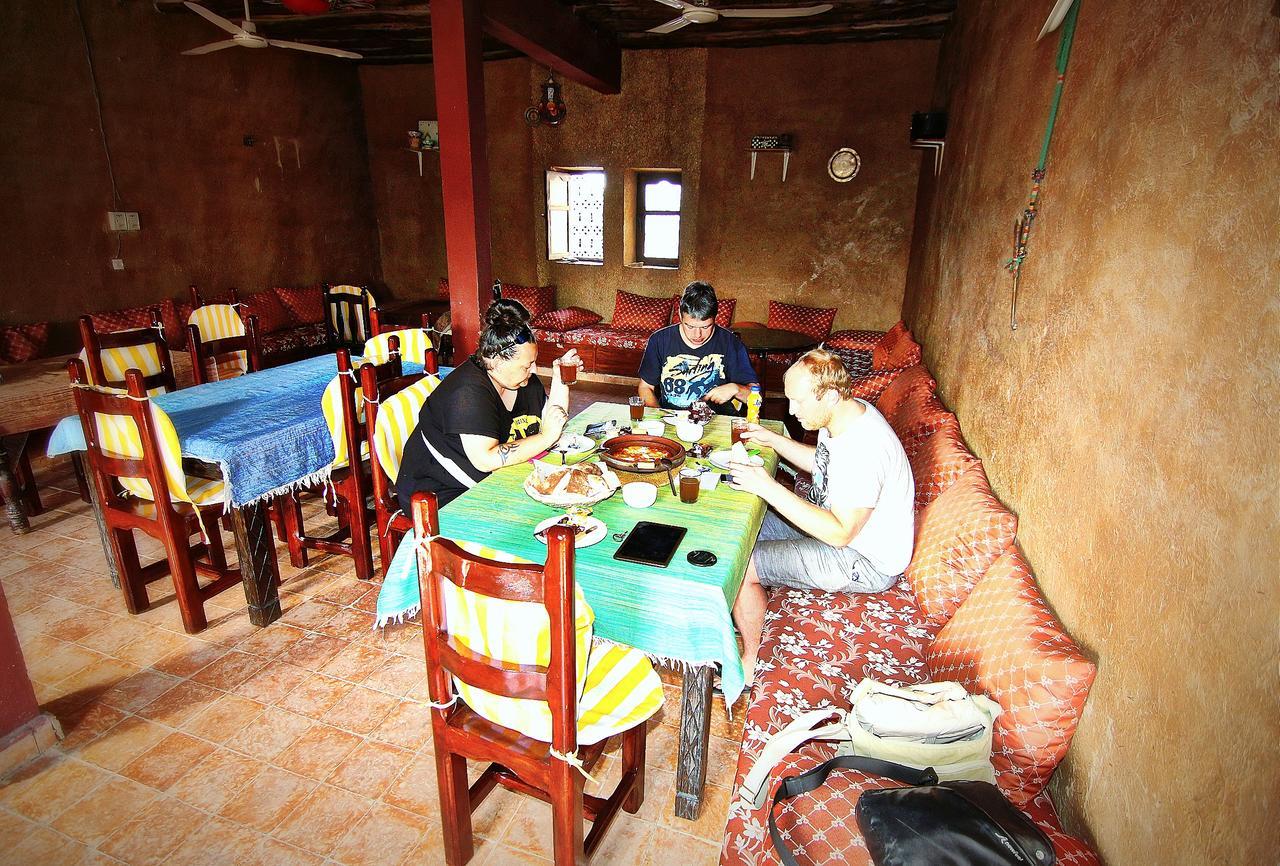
[675,421,705,442]
[636,419,665,436]
[621,482,657,508]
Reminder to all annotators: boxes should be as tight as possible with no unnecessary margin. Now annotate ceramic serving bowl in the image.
[622,482,657,508]
[675,420,705,443]
[636,419,665,436]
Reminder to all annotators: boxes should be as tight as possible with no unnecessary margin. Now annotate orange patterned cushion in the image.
[669,294,736,327]
[926,548,1096,806]
[767,300,837,341]
[872,320,922,371]
[273,285,325,325]
[908,417,980,510]
[0,322,50,364]
[906,466,1017,627]
[849,369,901,402]
[898,398,957,463]
[240,290,293,333]
[875,364,936,427]
[90,304,155,334]
[827,328,885,352]
[533,307,602,332]
[612,290,673,332]
[501,284,557,320]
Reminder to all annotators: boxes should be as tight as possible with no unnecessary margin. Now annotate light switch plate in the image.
[111,258,124,270]
[107,211,140,232]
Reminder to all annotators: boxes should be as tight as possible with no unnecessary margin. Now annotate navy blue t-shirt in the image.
[638,325,757,410]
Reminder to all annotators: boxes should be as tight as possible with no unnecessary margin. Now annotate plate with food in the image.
[524,460,621,506]
[533,513,607,548]
[599,435,686,474]
[709,441,765,471]
[547,432,597,461]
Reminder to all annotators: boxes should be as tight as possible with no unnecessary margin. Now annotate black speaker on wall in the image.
[910,111,948,142]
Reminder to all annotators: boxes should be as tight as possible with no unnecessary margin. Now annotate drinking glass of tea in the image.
[628,396,645,422]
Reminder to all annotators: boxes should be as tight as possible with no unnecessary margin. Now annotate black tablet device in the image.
[613,521,687,568]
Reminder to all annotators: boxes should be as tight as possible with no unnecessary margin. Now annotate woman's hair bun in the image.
[484,298,531,329]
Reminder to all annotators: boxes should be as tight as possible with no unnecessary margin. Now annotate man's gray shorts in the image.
[752,511,900,593]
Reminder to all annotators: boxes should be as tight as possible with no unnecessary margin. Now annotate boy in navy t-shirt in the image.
[638,282,758,412]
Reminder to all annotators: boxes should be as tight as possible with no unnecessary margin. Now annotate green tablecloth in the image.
[377,401,784,708]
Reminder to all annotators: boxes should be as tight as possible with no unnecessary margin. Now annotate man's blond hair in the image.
[793,348,853,400]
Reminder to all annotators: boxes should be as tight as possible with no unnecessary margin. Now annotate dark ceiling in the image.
[159,0,955,65]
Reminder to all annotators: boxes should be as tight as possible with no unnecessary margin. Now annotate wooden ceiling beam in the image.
[481,0,622,94]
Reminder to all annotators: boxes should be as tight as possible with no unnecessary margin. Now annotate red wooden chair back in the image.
[78,312,177,394]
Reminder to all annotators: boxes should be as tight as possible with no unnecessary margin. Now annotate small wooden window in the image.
[546,168,605,265]
[634,171,681,268]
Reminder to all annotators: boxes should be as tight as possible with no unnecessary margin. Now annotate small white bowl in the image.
[622,482,657,508]
[698,470,720,492]
[636,419,665,436]
[675,421,705,442]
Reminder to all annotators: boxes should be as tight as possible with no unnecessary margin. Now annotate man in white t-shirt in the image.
[726,348,915,684]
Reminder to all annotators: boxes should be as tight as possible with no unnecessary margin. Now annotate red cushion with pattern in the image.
[767,300,837,341]
[90,304,155,334]
[926,548,1097,806]
[153,298,187,350]
[849,370,901,403]
[0,323,50,364]
[908,417,981,510]
[872,321,922,371]
[875,364,936,430]
[273,285,325,325]
[567,325,651,351]
[611,290,674,332]
[533,307,602,333]
[827,328,885,352]
[906,466,1018,628]
[669,295,737,328]
[898,399,957,464]
[436,276,450,297]
[501,284,557,320]
[240,290,293,333]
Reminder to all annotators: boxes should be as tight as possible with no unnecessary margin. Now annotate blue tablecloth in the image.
[49,356,435,508]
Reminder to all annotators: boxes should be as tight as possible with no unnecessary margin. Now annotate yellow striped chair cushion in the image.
[90,398,226,507]
[372,374,440,483]
[363,328,433,367]
[438,541,664,746]
[329,285,378,344]
[188,303,247,381]
[320,362,374,470]
[76,335,169,397]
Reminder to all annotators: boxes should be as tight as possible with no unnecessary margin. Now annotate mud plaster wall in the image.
[0,1,380,352]
[901,2,1280,863]
[698,41,938,329]
[359,59,538,297]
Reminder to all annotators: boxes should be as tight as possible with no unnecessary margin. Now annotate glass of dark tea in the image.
[628,396,645,422]
[730,418,747,446]
[678,468,701,504]
[560,359,578,385]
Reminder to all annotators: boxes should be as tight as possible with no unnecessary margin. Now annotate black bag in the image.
[767,755,1055,866]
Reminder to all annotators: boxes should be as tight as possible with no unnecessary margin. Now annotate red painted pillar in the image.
[431,0,492,360]
[0,584,39,737]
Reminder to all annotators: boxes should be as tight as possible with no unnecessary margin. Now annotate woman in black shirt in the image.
[396,299,577,510]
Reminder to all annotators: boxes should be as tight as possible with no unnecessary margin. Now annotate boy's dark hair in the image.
[679,281,718,323]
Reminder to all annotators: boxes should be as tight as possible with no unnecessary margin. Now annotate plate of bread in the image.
[709,441,764,470]
[524,459,621,507]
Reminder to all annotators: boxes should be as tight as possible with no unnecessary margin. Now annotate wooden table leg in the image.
[230,500,282,627]
[0,437,31,534]
[77,454,121,589]
[674,664,715,820]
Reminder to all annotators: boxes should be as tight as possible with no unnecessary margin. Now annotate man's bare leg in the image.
[732,557,768,688]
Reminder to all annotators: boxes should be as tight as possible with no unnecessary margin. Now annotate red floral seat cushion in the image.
[926,548,1097,807]
[90,304,156,335]
[767,301,837,342]
[669,295,737,327]
[872,321,922,371]
[240,290,294,334]
[908,416,980,510]
[906,467,1018,628]
[501,284,557,320]
[273,285,325,325]
[612,290,674,332]
[566,325,651,351]
[259,322,329,358]
[0,323,50,364]
[533,307,602,333]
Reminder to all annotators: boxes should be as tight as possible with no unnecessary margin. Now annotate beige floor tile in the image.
[234,622,309,660]
[223,706,316,761]
[315,606,378,642]
[360,654,425,697]
[657,781,732,842]
[637,823,720,865]
[280,599,343,631]
[275,672,355,719]
[324,686,400,735]
[585,811,653,866]
[190,649,267,690]
[168,748,267,812]
[77,716,173,772]
[135,679,224,727]
[4,756,112,823]
[217,764,318,832]
[273,723,363,781]
[49,775,159,845]
[72,615,151,656]
[369,700,432,752]
[99,795,206,866]
[276,631,350,669]
[329,801,429,866]
[320,641,392,684]
[497,798,556,860]
[100,668,184,713]
[119,731,217,790]
[22,639,104,685]
[163,816,264,866]
[180,691,267,744]
[57,701,130,751]
[232,659,312,704]
[52,655,140,701]
[271,783,374,855]
[245,834,327,866]
[381,752,442,817]
[5,823,92,866]
[149,639,229,678]
[325,739,413,800]
[115,629,203,668]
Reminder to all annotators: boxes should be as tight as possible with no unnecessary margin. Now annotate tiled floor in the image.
[0,447,746,866]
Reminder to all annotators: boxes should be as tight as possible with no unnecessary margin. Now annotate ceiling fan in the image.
[181,0,362,59]
[646,0,834,34]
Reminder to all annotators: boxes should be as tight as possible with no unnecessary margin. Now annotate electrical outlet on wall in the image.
[107,211,140,232]
[111,258,125,270]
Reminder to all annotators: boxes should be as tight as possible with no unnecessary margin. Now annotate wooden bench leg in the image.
[0,437,31,534]
[231,500,282,628]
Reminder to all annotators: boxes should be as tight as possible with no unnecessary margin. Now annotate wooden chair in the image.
[277,347,400,581]
[325,284,377,352]
[187,303,263,385]
[360,347,440,573]
[78,311,177,395]
[412,492,660,865]
[364,311,439,372]
[68,360,240,634]
[188,284,240,308]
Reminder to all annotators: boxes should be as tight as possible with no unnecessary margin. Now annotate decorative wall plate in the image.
[828,147,862,182]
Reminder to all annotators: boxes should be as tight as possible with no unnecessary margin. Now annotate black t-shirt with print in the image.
[396,355,547,510]
[638,324,757,411]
